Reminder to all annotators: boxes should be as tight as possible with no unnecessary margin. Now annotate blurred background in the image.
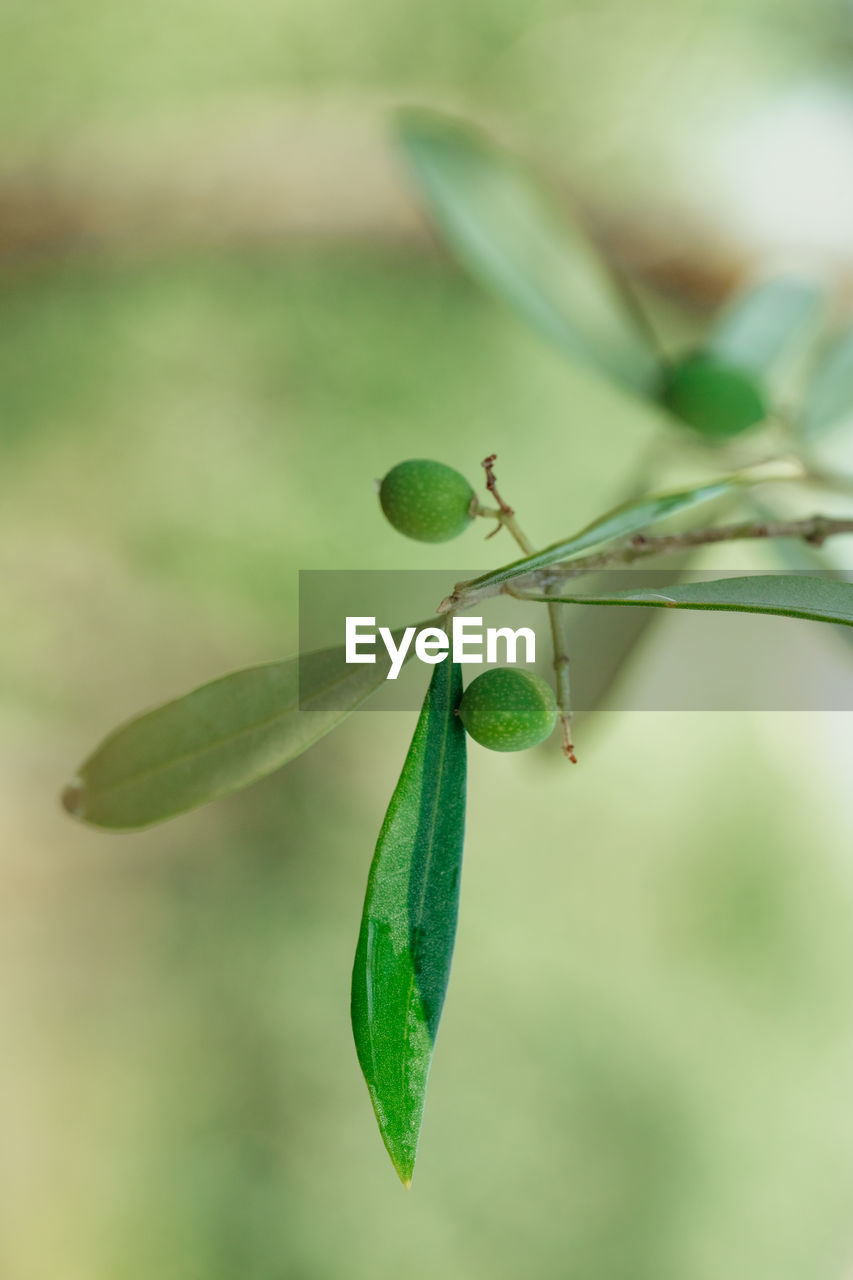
[5,1,853,1277]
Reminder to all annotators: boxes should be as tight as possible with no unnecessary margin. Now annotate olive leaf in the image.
[351,657,467,1187]
[707,276,824,380]
[395,108,659,394]
[802,325,853,441]
[61,628,423,831]
[443,477,735,607]
[748,497,853,653]
[522,574,853,627]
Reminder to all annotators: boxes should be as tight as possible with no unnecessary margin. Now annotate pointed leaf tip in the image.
[61,777,86,819]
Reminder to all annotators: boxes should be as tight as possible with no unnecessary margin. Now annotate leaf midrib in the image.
[544,593,853,627]
[84,664,380,797]
[400,662,454,1112]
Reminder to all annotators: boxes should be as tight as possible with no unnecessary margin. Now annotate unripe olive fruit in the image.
[660,353,767,439]
[459,667,557,752]
[379,459,476,543]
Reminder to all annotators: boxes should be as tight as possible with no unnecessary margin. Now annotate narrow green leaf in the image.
[751,497,853,652]
[351,658,467,1187]
[802,325,853,440]
[61,630,421,831]
[395,109,659,393]
[524,575,853,627]
[450,478,734,602]
[707,276,824,377]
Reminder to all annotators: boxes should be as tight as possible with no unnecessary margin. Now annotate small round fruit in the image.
[660,353,768,439]
[379,459,475,543]
[459,668,557,753]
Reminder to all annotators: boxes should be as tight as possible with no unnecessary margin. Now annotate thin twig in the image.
[442,513,853,616]
[526,513,853,588]
[476,455,577,762]
[481,454,514,513]
[546,601,577,762]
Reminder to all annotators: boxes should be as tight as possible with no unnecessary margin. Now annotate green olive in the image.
[660,353,768,439]
[379,460,476,543]
[459,667,557,752]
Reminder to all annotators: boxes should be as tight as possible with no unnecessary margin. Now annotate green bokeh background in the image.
[4,3,853,1278]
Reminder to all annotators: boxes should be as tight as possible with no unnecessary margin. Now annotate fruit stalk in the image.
[479,456,577,762]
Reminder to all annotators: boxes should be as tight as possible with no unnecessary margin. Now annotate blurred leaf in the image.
[568,601,656,716]
[395,109,659,394]
[707,276,824,377]
[528,575,853,627]
[449,478,734,602]
[62,629,423,831]
[802,325,853,440]
[351,658,467,1187]
[566,560,695,716]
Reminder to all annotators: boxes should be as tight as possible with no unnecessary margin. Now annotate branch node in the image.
[804,516,831,547]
